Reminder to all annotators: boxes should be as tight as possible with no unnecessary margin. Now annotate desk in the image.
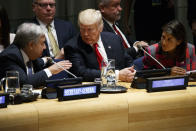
[0,83,196,131]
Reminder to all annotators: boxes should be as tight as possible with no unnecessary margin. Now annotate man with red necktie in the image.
[97,0,148,59]
[64,9,136,82]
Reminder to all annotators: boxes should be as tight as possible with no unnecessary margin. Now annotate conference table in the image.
[0,82,196,131]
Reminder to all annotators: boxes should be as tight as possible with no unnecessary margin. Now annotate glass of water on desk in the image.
[5,71,19,94]
[104,59,116,88]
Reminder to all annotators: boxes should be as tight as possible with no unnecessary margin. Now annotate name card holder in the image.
[0,93,9,108]
[146,75,188,92]
[57,83,100,101]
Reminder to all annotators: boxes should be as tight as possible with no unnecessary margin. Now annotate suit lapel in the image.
[78,35,100,69]
[101,33,113,59]
[103,19,115,33]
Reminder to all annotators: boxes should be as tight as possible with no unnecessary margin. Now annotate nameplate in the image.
[0,93,9,108]
[57,83,100,101]
[146,75,188,92]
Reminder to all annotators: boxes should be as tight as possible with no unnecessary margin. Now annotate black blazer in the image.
[0,44,49,88]
[102,19,138,58]
[64,32,133,81]
[32,18,77,57]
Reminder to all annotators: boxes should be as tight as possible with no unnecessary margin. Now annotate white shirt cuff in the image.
[115,70,119,82]
[44,68,52,78]
[133,41,140,52]
[42,57,47,64]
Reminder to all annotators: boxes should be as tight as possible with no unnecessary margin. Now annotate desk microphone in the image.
[137,45,166,69]
[49,59,77,78]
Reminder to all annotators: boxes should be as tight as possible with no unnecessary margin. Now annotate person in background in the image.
[0,23,72,88]
[97,0,148,59]
[0,5,15,53]
[143,20,196,76]
[64,9,136,82]
[32,0,76,59]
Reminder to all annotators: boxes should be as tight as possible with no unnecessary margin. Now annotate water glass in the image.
[101,62,107,87]
[105,59,116,88]
[5,71,19,94]
[21,84,33,95]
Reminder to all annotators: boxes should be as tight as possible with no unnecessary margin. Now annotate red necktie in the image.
[112,24,128,48]
[93,43,104,69]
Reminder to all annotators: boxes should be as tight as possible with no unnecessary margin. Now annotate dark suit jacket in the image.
[102,19,138,58]
[0,44,49,88]
[32,18,77,57]
[64,32,133,82]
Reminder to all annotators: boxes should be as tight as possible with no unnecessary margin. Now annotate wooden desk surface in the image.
[0,83,196,131]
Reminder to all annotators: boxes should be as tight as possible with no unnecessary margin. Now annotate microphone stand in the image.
[139,46,166,69]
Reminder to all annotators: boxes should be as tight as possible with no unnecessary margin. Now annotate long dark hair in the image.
[162,20,187,61]
[0,5,10,48]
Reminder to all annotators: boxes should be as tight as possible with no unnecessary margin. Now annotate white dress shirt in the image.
[37,19,59,57]
[94,36,120,80]
[104,18,139,52]
[20,49,52,77]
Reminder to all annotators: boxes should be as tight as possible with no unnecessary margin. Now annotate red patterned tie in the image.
[93,43,104,69]
[112,24,128,48]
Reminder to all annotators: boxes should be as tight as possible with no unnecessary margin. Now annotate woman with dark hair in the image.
[0,5,15,53]
[143,20,196,75]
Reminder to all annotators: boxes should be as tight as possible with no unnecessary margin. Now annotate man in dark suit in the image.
[64,9,136,82]
[32,0,76,59]
[97,0,148,59]
[0,23,72,88]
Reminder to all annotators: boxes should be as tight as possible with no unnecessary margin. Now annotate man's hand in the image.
[55,48,65,59]
[119,66,136,82]
[134,41,149,48]
[171,66,186,76]
[48,60,72,75]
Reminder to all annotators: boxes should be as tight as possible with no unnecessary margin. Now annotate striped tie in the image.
[112,24,128,48]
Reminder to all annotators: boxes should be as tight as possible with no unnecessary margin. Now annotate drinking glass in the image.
[105,59,116,88]
[101,62,107,87]
[5,71,19,94]
[21,84,33,95]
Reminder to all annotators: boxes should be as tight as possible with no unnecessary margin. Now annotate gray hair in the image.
[32,0,56,3]
[78,9,103,30]
[97,0,111,6]
[14,23,44,49]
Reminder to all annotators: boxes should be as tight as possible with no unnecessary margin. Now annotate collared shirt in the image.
[93,35,120,80]
[104,18,130,48]
[96,36,108,65]
[103,18,139,52]
[37,18,59,57]
[20,49,52,77]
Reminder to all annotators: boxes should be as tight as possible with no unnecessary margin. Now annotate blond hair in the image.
[78,9,103,30]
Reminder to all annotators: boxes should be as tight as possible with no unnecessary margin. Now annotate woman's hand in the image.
[171,66,186,76]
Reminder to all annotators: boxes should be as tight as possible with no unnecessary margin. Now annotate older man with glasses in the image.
[31,0,77,59]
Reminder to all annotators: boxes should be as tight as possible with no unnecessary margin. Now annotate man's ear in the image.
[28,41,34,50]
[99,4,105,13]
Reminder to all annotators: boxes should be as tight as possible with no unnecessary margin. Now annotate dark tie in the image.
[93,43,104,70]
[27,61,33,76]
[112,24,128,48]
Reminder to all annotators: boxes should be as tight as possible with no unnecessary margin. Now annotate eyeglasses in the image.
[34,2,56,9]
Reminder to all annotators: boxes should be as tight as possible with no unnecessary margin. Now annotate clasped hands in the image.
[119,66,136,82]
